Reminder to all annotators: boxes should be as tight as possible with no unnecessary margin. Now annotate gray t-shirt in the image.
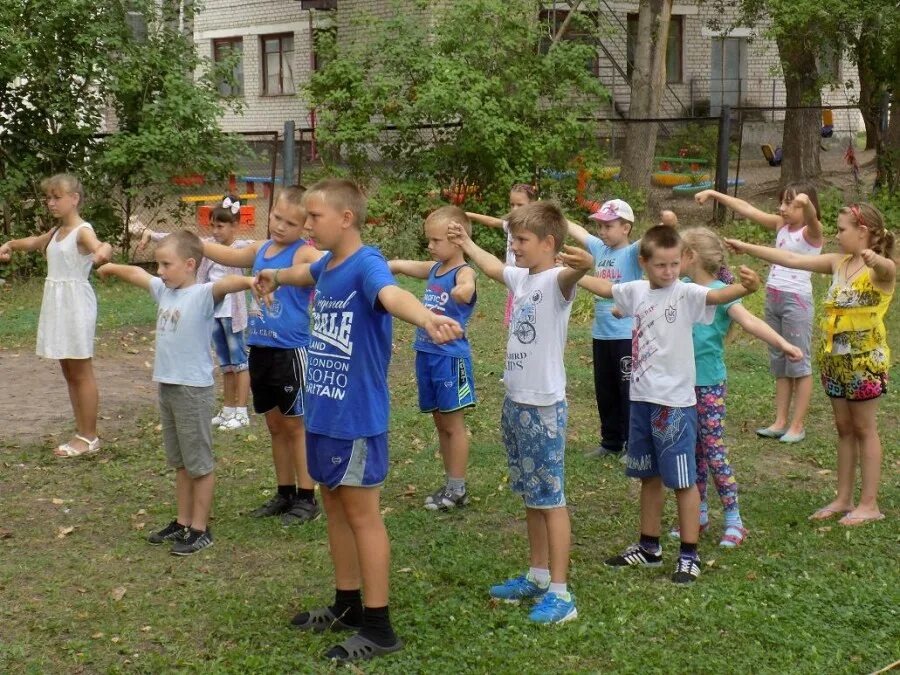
[149,277,219,386]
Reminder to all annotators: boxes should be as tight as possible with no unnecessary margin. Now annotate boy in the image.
[253,179,462,663]
[389,205,477,511]
[448,201,594,624]
[579,226,761,583]
[98,231,254,555]
[200,187,324,526]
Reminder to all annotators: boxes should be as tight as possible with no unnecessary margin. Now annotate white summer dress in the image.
[36,223,97,359]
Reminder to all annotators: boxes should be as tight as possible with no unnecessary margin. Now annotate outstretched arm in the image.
[794,193,823,245]
[578,275,614,299]
[450,265,476,304]
[705,265,761,305]
[0,230,55,261]
[465,212,504,229]
[556,245,594,297]
[76,226,113,266]
[566,220,592,246]
[728,303,803,361]
[447,222,505,283]
[254,263,315,297]
[388,260,434,279]
[212,275,254,304]
[202,239,259,267]
[96,263,154,291]
[378,285,463,344]
[695,190,782,231]
[862,248,897,286]
[725,239,837,274]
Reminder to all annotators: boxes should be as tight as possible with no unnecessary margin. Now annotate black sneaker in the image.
[281,498,321,526]
[604,543,663,568]
[672,555,701,584]
[171,528,214,556]
[423,486,470,511]
[147,520,188,545]
[249,493,293,518]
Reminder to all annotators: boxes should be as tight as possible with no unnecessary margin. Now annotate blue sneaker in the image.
[528,592,578,624]
[489,575,548,603]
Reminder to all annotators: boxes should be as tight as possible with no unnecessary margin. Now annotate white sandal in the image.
[54,435,101,458]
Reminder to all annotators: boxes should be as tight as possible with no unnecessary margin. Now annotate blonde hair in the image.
[277,184,307,208]
[681,227,728,274]
[40,173,84,205]
[159,230,203,267]
[506,201,568,253]
[306,178,366,229]
[425,205,471,237]
[841,203,895,260]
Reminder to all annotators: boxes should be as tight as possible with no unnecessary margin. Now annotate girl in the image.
[726,203,894,527]
[0,174,112,457]
[466,183,537,326]
[677,227,802,546]
[696,186,823,443]
[139,196,254,430]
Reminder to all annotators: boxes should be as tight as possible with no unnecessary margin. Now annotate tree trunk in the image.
[775,31,822,185]
[855,18,883,152]
[620,0,672,191]
[880,89,900,193]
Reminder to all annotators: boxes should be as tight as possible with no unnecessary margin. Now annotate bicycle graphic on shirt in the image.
[511,300,537,344]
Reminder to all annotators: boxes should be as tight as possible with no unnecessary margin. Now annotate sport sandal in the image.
[325,633,403,663]
[291,606,358,632]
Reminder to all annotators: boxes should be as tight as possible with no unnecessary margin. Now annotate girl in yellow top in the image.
[726,203,895,527]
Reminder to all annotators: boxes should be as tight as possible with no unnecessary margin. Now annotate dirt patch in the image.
[0,331,158,448]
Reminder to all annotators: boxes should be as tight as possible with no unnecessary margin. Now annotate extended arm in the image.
[465,212,504,229]
[378,285,463,344]
[695,190,782,230]
[0,230,55,261]
[96,263,154,290]
[795,194,823,245]
[566,220,592,246]
[388,260,434,279]
[212,275,254,304]
[861,248,897,286]
[450,265,477,304]
[578,275,614,298]
[76,227,113,265]
[202,240,259,267]
[728,303,802,360]
[447,223,505,283]
[254,263,315,297]
[556,244,594,297]
[725,239,837,274]
[705,265,761,305]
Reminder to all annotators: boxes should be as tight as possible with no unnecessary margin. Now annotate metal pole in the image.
[771,79,776,122]
[714,105,731,224]
[283,120,295,185]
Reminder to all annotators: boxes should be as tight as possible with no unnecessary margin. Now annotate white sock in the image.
[235,406,248,417]
[548,582,568,597]
[528,567,550,586]
[222,406,236,417]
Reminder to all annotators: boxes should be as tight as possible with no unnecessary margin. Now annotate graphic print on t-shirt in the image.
[307,290,356,401]
[156,308,182,332]
[511,289,543,345]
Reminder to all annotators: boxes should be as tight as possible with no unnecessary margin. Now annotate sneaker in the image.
[147,519,188,545]
[587,445,623,459]
[424,486,469,511]
[171,528,214,556]
[249,493,293,518]
[528,592,578,624]
[281,498,321,526]
[604,543,663,568]
[212,410,231,427]
[672,555,702,584]
[219,413,249,431]
[489,575,549,603]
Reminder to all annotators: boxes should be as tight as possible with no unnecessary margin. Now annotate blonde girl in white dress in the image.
[0,174,112,457]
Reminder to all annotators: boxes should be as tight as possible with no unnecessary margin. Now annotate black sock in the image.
[278,484,297,499]
[639,533,661,552]
[297,488,315,503]
[359,605,397,647]
[680,541,698,558]
[329,588,363,627]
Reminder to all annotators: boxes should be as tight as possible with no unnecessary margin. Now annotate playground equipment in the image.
[672,178,745,196]
[821,109,834,138]
[652,171,710,187]
[761,144,783,167]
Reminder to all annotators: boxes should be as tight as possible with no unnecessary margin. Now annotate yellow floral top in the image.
[819,256,893,357]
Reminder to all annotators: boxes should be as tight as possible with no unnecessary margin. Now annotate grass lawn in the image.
[0,237,897,674]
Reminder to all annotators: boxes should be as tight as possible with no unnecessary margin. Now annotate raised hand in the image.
[446,221,472,246]
[861,248,878,267]
[557,244,593,272]
[0,242,11,263]
[737,264,761,293]
[694,190,715,205]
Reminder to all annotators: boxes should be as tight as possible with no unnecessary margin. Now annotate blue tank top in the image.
[248,239,312,348]
[413,263,475,359]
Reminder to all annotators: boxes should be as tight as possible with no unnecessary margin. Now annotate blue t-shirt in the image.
[248,239,312,348]
[585,235,642,339]
[306,246,397,439]
[149,278,221,387]
[413,263,475,359]
[691,279,740,386]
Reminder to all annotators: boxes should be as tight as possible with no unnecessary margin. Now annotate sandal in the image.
[54,435,101,458]
[324,633,404,663]
[808,506,852,521]
[290,606,358,633]
[719,525,748,548]
[838,513,885,527]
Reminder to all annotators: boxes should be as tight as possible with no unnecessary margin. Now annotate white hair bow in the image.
[222,196,241,214]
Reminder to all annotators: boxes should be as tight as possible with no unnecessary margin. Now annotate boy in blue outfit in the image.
[98,231,254,555]
[389,205,477,510]
[579,226,761,583]
[448,202,594,624]
[254,179,462,664]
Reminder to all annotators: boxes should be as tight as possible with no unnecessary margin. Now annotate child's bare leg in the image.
[846,399,882,519]
[525,507,549,570]
[60,358,99,447]
[543,507,571,584]
[236,369,250,408]
[338,486,389,607]
[321,486,362,587]
[768,377,793,431]
[284,416,315,490]
[638,477,665,537]
[265,409,299,487]
[433,410,469,479]
[222,371,236,407]
[786,375,812,434]
[175,468,194,527]
[813,399,857,517]
[675,485,701,544]
[190,472,215,531]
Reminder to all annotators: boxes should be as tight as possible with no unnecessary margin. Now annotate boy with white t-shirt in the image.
[579,226,761,584]
[449,202,594,624]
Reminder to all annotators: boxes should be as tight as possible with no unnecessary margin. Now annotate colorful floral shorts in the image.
[818,348,888,401]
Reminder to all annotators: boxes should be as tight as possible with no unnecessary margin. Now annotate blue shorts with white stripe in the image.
[624,402,697,489]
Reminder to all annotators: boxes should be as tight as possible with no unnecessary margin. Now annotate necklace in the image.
[844,258,866,283]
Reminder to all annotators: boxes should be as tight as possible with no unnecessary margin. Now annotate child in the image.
[466,183,537,326]
[138,196,253,430]
[448,201,593,624]
[388,206,477,511]
[677,227,802,547]
[253,179,462,663]
[199,187,324,526]
[0,174,112,457]
[726,203,894,527]
[97,231,254,554]
[580,226,761,583]
[695,186,823,443]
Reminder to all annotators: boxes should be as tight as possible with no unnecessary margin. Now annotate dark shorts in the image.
[415,351,476,413]
[248,345,306,416]
[625,401,697,490]
[306,432,389,489]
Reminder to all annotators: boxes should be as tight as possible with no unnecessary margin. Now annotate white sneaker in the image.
[211,410,230,426]
[219,413,249,430]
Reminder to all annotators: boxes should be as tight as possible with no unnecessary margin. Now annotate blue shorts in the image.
[306,432,389,489]
[211,318,248,373]
[625,401,697,489]
[501,398,567,509]
[415,351,476,413]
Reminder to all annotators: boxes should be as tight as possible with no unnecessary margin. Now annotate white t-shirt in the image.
[503,266,575,406]
[612,279,714,407]
[501,220,515,266]
[767,225,821,295]
[203,262,232,318]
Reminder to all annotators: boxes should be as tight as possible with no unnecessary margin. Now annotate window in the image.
[626,14,683,84]
[213,37,244,97]
[261,33,295,96]
[538,9,599,76]
[312,26,336,72]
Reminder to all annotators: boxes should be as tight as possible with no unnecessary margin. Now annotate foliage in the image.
[658,122,720,168]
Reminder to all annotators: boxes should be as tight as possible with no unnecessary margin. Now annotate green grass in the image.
[0,241,898,674]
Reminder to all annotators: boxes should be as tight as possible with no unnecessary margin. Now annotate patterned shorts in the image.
[818,348,889,401]
[625,401,698,489]
[501,398,568,509]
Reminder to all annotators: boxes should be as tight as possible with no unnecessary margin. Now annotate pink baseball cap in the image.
[589,199,635,223]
